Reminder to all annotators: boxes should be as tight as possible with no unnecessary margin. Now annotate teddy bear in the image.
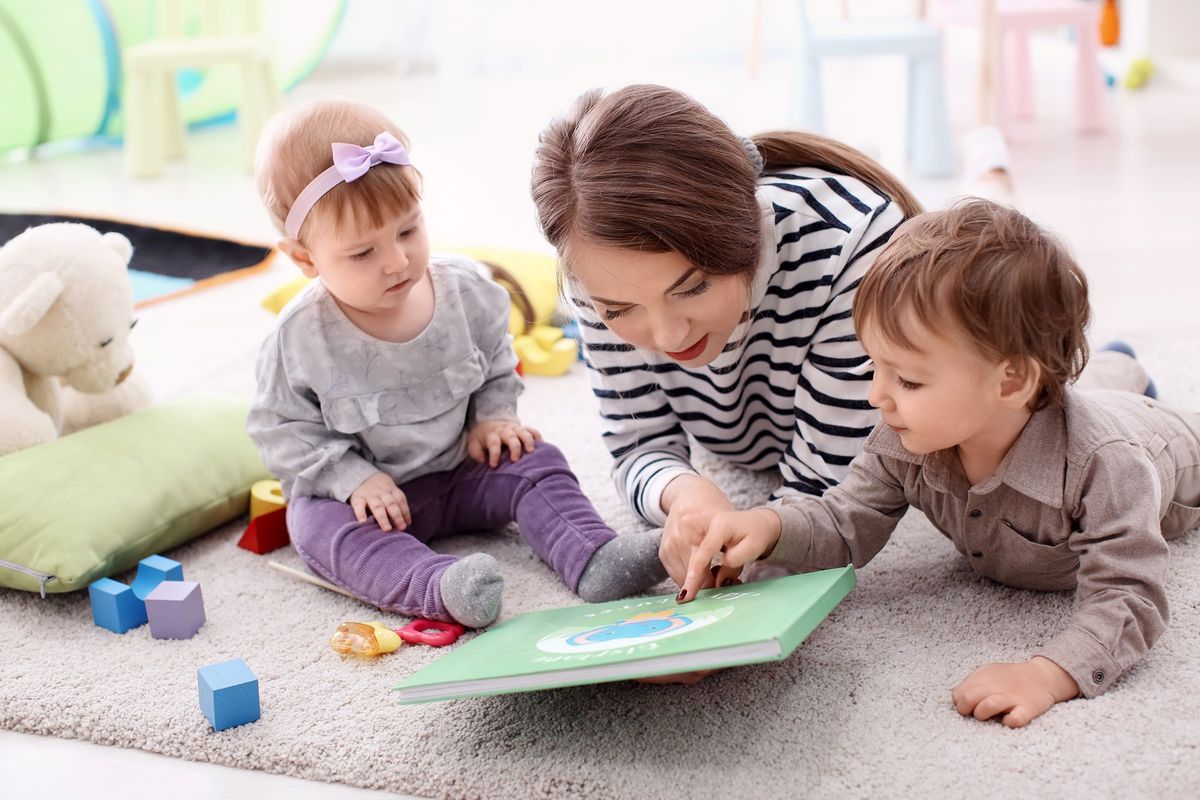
[0,222,153,457]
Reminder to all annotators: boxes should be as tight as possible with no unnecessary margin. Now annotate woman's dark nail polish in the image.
[676,589,687,602]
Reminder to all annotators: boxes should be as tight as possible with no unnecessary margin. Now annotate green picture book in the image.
[394,565,856,704]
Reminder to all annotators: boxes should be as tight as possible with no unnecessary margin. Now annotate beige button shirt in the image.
[768,388,1200,697]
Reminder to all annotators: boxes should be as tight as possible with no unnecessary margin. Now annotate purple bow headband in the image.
[284,131,413,239]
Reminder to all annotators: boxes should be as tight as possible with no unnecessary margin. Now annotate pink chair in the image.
[929,0,1106,134]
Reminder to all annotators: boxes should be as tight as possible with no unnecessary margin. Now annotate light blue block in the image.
[88,577,147,634]
[198,658,260,731]
[131,554,184,601]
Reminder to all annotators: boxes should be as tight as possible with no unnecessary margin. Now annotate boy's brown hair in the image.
[853,199,1090,410]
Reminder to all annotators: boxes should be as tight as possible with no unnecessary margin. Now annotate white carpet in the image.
[3,341,1200,799]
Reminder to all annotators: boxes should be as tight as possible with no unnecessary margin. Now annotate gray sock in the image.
[575,530,668,603]
[440,553,504,628]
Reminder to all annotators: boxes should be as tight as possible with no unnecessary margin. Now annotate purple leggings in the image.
[286,441,615,618]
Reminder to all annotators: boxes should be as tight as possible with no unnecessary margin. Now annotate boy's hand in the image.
[349,471,411,532]
[678,508,782,602]
[467,419,542,467]
[951,657,1080,728]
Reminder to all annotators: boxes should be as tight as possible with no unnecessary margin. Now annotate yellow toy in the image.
[260,246,560,338]
[514,325,579,377]
[261,246,580,376]
[329,621,402,657]
[1124,58,1154,90]
[249,479,286,520]
[450,247,558,337]
[328,618,466,657]
[260,274,310,315]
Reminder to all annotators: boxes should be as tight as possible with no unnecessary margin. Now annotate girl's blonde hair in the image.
[853,199,1090,410]
[255,100,422,242]
[530,84,922,282]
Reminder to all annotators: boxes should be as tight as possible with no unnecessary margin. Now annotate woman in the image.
[530,84,920,588]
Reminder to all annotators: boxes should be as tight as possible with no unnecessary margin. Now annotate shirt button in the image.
[1092,670,1106,684]
[969,509,983,519]
[971,551,984,558]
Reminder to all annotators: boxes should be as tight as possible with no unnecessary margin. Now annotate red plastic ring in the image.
[397,618,465,647]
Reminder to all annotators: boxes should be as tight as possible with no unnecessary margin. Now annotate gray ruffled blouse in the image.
[247,255,522,502]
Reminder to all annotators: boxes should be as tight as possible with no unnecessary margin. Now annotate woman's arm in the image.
[570,294,698,526]
[775,191,905,500]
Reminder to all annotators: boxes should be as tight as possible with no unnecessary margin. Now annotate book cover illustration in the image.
[395,567,856,703]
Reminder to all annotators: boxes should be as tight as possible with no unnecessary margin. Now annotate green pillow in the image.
[0,394,271,594]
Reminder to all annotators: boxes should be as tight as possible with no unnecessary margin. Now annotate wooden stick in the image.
[980,0,999,126]
[267,560,355,598]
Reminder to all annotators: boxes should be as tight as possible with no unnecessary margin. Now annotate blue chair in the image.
[794,1,954,177]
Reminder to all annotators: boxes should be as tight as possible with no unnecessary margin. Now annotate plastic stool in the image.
[122,0,280,178]
[795,1,954,177]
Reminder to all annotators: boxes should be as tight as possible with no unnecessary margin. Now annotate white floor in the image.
[1,17,1198,799]
[0,729,404,799]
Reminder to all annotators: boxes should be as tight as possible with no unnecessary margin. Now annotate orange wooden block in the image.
[238,507,290,555]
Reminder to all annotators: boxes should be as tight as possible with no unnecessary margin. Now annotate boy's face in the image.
[289,205,430,317]
[860,314,1014,456]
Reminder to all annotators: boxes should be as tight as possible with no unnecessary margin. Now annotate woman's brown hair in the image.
[530,84,922,282]
[853,198,1091,410]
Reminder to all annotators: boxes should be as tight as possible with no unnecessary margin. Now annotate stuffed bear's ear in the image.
[0,272,65,337]
[102,231,134,263]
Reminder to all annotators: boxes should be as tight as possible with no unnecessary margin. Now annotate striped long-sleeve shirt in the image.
[570,168,907,526]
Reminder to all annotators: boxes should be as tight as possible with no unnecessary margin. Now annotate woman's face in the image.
[567,239,749,366]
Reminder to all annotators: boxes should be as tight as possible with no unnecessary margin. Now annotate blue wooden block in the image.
[88,577,147,634]
[131,554,184,601]
[198,658,259,731]
[146,580,205,639]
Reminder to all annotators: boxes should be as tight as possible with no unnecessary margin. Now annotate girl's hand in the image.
[467,419,542,468]
[678,508,782,602]
[349,471,411,532]
[658,475,736,590]
[951,657,1080,728]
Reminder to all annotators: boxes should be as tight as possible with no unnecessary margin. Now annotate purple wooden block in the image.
[145,580,205,639]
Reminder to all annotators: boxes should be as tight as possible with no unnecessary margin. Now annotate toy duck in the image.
[513,324,579,377]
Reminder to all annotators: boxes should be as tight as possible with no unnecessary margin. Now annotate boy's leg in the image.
[286,494,502,627]
[1075,342,1157,397]
[1161,407,1200,540]
[424,441,666,601]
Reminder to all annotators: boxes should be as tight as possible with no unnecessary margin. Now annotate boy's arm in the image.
[765,449,911,571]
[247,338,377,503]
[1031,442,1171,698]
[679,448,910,598]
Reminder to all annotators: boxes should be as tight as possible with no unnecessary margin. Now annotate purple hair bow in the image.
[285,131,414,238]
